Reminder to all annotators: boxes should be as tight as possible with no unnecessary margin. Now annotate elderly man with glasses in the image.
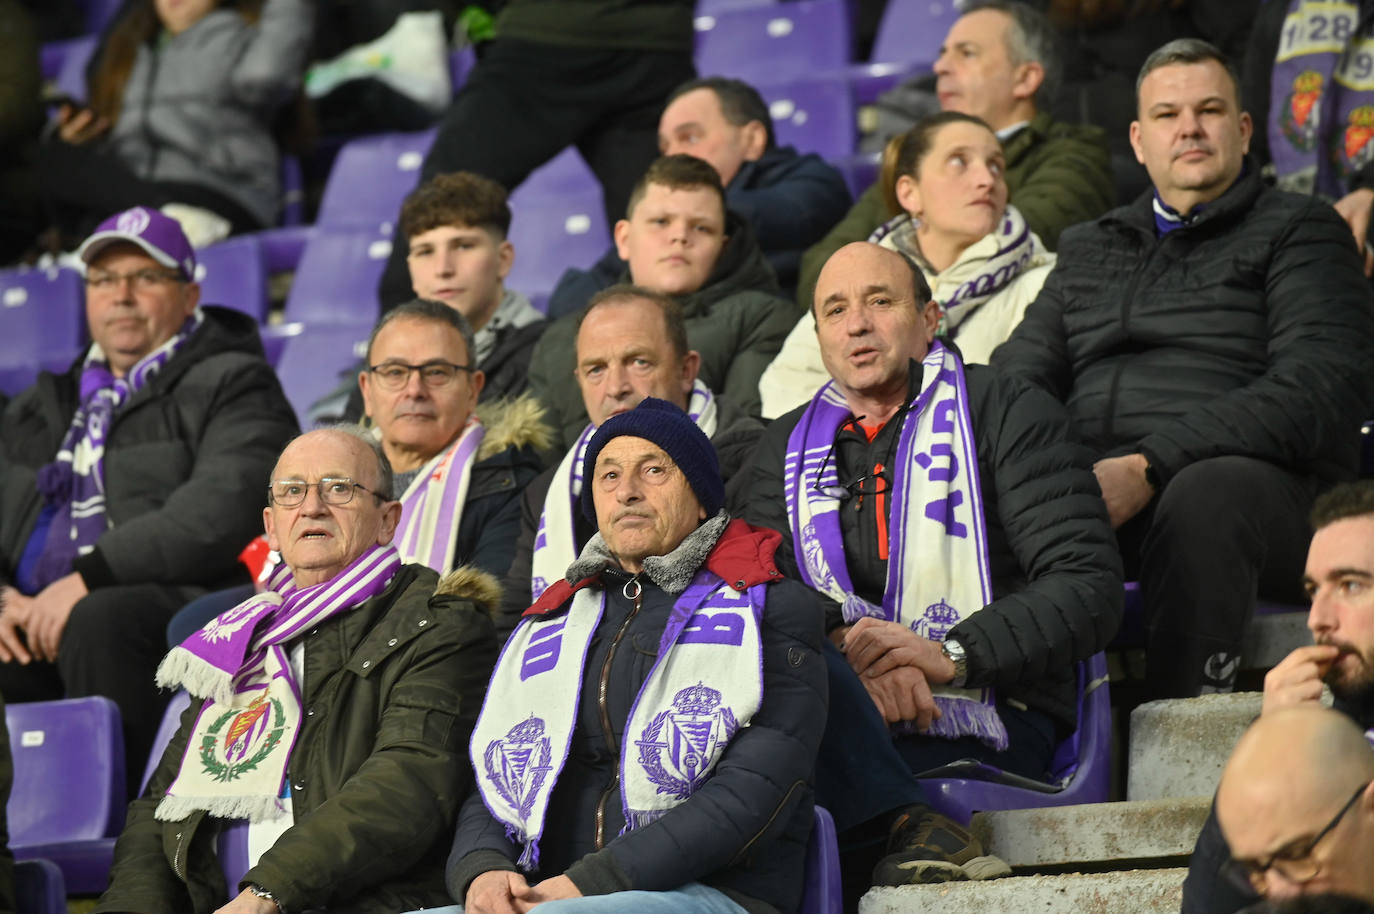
[1214,707,1374,908]
[96,426,498,914]
[743,242,1121,892]
[0,205,298,782]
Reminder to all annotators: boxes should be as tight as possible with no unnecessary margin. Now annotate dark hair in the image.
[90,0,263,123]
[878,111,996,217]
[625,155,727,220]
[965,1,1062,111]
[399,171,511,242]
[1135,38,1243,110]
[665,76,776,149]
[366,298,476,369]
[1311,481,1374,531]
[578,284,690,360]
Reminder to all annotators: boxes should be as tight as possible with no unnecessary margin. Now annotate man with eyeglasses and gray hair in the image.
[1215,707,1374,908]
[743,241,1121,892]
[96,425,498,914]
[0,205,297,783]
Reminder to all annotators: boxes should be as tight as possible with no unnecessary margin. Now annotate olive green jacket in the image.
[94,564,498,914]
[795,112,1112,309]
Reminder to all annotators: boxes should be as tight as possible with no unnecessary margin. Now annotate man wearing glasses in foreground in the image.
[0,206,297,780]
[1185,481,1374,911]
[97,427,497,914]
[743,242,1122,892]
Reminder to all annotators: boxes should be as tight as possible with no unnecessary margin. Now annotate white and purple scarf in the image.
[871,205,1040,336]
[783,342,1007,750]
[528,380,719,601]
[1268,0,1374,199]
[472,538,762,869]
[395,418,485,574]
[153,543,402,821]
[31,311,203,590]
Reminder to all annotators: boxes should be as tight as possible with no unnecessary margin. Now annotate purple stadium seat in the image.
[695,0,853,82]
[274,325,372,425]
[450,46,476,89]
[0,266,86,396]
[80,0,125,34]
[506,186,612,302]
[280,155,306,227]
[870,0,961,71]
[1115,581,1303,649]
[47,35,98,103]
[282,230,391,328]
[15,859,67,914]
[7,697,127,893]
[196,236,269,322]
[219,820,252,898]
[915,653,1112,826]
[315,129,437,232]
[831,152,881,200]
[698,0,775,11]
[800,806,842,914]
[757,77,856,160]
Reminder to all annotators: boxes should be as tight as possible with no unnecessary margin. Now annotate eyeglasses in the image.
[811,409,904,502]
[367,360,473,390]
[84,268,183,292]
[1222,780,1371,894]
[268,477,388,507]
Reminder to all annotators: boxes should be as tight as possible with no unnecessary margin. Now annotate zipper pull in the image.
[622,575,641,600]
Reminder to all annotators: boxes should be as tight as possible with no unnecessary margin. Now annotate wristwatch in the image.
[941,638,969,688]
[247,884,284,913]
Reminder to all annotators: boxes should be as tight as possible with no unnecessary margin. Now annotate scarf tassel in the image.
[155,793,286,824]
[155,646,241,706]
[510,825,541,871]
[924,695,1009,752]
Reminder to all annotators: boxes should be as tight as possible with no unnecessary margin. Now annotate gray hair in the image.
[967,1,1062,112]
[270,426,395,501]
[366,298,477,369]
[1135,38,1242,109]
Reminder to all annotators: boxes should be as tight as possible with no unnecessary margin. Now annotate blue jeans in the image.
[407,882,748,913]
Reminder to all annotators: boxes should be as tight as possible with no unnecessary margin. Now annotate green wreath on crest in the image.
[198,698,287,783]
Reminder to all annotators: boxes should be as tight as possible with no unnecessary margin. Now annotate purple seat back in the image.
[143,692,193,793]
[0,266,86,395]
[282,231,390,328]
[917,652,1111,825]
[274,325,372,426]
[316,130,437,232]
[196,236,269,322]
[48,35,98,102]
[1115,581,1302,649]
[81,0,125,34]
[507,165,612,300]
[799,805,842,914]
[15,858,67,914]
[832,152,881,200]
[695,0,853,82]
[698,0,775,11]
[218,820,253,897]
[757,77,856,159]
[450,46,476,89]
[7,697,126,845]
[870,0,961,69]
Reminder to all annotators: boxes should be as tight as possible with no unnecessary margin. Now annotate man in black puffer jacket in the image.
[994,39,1374,699]
[451,398,825,914]
[745,241,1121,894]
[0,207,298,779]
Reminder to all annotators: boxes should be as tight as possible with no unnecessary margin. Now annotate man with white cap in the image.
[0,206,297,775]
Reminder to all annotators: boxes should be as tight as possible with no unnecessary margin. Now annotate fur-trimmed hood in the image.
[436,564,503,617]
[474,393,552,461]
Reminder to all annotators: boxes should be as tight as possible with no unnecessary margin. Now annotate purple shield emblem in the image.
[484,715,553,818]
[635,682,738,800]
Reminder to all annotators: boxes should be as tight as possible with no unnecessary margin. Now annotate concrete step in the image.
[1241,611,1309,670]
[858,868,1187,914]
[970,797,1211,869]
[1127,692,1261,802]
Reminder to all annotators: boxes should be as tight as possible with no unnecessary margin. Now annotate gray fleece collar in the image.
[565,510,730,595]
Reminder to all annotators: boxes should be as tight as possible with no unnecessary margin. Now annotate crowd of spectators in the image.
[0,0,1373,912]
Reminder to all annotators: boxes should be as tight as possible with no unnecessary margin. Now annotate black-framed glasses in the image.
[1222,779,1371,894]
[367,360,473,390]
[811,411,900,502]
[84,268,184,292]
[268,477,388,507]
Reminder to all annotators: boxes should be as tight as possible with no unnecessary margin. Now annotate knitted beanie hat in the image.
[580,397,724,523]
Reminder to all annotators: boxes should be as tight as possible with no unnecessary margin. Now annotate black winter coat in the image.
[745,362,1123,731]
[496,394,763,639]
[0,306,298,591]
[449,521,826,914]
[992,165,1374,489]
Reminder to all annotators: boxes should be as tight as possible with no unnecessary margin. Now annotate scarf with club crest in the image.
[783,341,1006,749]
[472,514,763,869]
[528,379,719,601]
[153,544,402,821]
[30,311,203,590]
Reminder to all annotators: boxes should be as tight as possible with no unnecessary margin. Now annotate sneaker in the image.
[870,805,1013,886]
